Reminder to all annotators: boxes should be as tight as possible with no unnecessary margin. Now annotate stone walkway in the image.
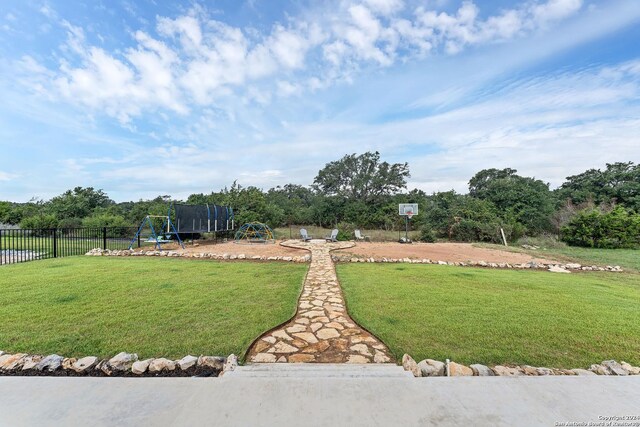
[247,240,394,364]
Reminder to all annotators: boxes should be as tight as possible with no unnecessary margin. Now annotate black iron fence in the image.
[0,227,140,266]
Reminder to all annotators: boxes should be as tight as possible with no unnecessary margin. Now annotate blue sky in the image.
[0,0,639,202]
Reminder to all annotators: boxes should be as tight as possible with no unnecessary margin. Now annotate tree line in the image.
[1,153,638,248]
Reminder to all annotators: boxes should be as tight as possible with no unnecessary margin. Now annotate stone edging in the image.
[401,354,640,377]
[85,248,311,263]
[84,249,623,273]
[331,256,623,273]
[0,351,237,377]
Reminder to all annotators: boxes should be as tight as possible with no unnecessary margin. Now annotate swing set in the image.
[128,202,235,250]
[129,214,185,250]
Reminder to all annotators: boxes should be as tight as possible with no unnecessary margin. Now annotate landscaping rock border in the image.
[331,255,623,273]
[401,354,640,377]
[85,248,311,263]
[0,351,235,378]
[86,248,623,272]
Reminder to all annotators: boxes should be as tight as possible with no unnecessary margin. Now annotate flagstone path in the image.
[247,240,395,364]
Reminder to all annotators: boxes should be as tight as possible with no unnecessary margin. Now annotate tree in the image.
[422,191,510,242]
[0,201,13,224]
[468,168,554,234]
[468,168,518,198]
[190,181,285,227]
[313,152,410,203]
[47,187,113,220]
[556,162,640,211]
[267,185,315,225]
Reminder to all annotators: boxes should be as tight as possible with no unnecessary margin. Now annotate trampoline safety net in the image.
[174,204,234,233]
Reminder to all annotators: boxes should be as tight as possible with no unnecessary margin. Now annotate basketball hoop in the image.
[398,203,418,244]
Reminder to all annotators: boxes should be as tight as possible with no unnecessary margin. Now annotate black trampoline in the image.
[174,203,234,233]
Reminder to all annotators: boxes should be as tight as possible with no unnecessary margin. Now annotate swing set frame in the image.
[129,214,185,250]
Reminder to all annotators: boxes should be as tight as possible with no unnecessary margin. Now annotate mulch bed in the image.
[0,366,220,377]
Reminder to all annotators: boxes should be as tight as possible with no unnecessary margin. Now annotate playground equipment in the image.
[173,203,234,233]
[129,215,185,250]
[128,202,234,250]
[234,223,275,244]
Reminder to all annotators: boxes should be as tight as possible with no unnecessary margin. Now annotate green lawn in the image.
[476,241,640,272]
[0,236,144,259]
[0,257,306,359]
[338,264,640,368]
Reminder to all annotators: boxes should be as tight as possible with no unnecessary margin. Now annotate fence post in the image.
[103,227,107,250]
[137,232,141,248]
[53,228,58,258]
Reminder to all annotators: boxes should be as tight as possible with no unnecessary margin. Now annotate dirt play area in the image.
[161,241,555,264]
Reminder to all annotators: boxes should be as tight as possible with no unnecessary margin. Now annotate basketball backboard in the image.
[398,203,418,216]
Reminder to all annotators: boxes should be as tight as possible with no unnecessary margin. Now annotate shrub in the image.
[419,226,436,243]
[82,214,129,228]
[336,222,356,241]
[20,214,58,230]
[58,217,82,229]
[561,207,640,249]
[449,219,504,243]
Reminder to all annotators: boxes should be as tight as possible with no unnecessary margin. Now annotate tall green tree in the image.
[47,187,113,220]
[313,152,410,203]
[556,162,640,210]
[468,168,554,234]
[267,184,315,225]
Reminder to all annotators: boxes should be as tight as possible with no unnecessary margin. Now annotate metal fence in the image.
[0,227,140,266]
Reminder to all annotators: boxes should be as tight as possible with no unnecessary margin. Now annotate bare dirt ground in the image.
[158,241,306,257]
[335,242,557,264]
[150,241,556,264]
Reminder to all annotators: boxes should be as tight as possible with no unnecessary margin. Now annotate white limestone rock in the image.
[470,364,495,376]
[108,352,138,371]
[177,355,198,370]
[21,355,44,371]
[422,359,446,376]
[131,359,153,375]
[222,354,238,375]
[417,360,438,377]
[492,366,523,376]
[71,356,98,373]
[197,356,225,370]
[601,360,628,376]
[402,354,422,377]
[571,369,596,376]
[148,358,176,372]
[620,362,640,375]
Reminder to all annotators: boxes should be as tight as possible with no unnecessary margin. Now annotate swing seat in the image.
[145,236,171,243]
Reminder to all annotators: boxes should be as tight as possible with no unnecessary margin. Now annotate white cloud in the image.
[39,3,56,19]
[0,171,17,181]
[267,25,312,69]
[63,59,639,199]
[413,0,584,54]
[363,0,405,15]
[4,1,639,202]
[13,0,591,123]
[277,80,301,97]
[531,0,583,25]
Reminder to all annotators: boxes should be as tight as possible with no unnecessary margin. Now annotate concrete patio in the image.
[1,375,638,426]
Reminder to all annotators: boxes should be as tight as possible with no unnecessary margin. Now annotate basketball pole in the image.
[405,215,409,241]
